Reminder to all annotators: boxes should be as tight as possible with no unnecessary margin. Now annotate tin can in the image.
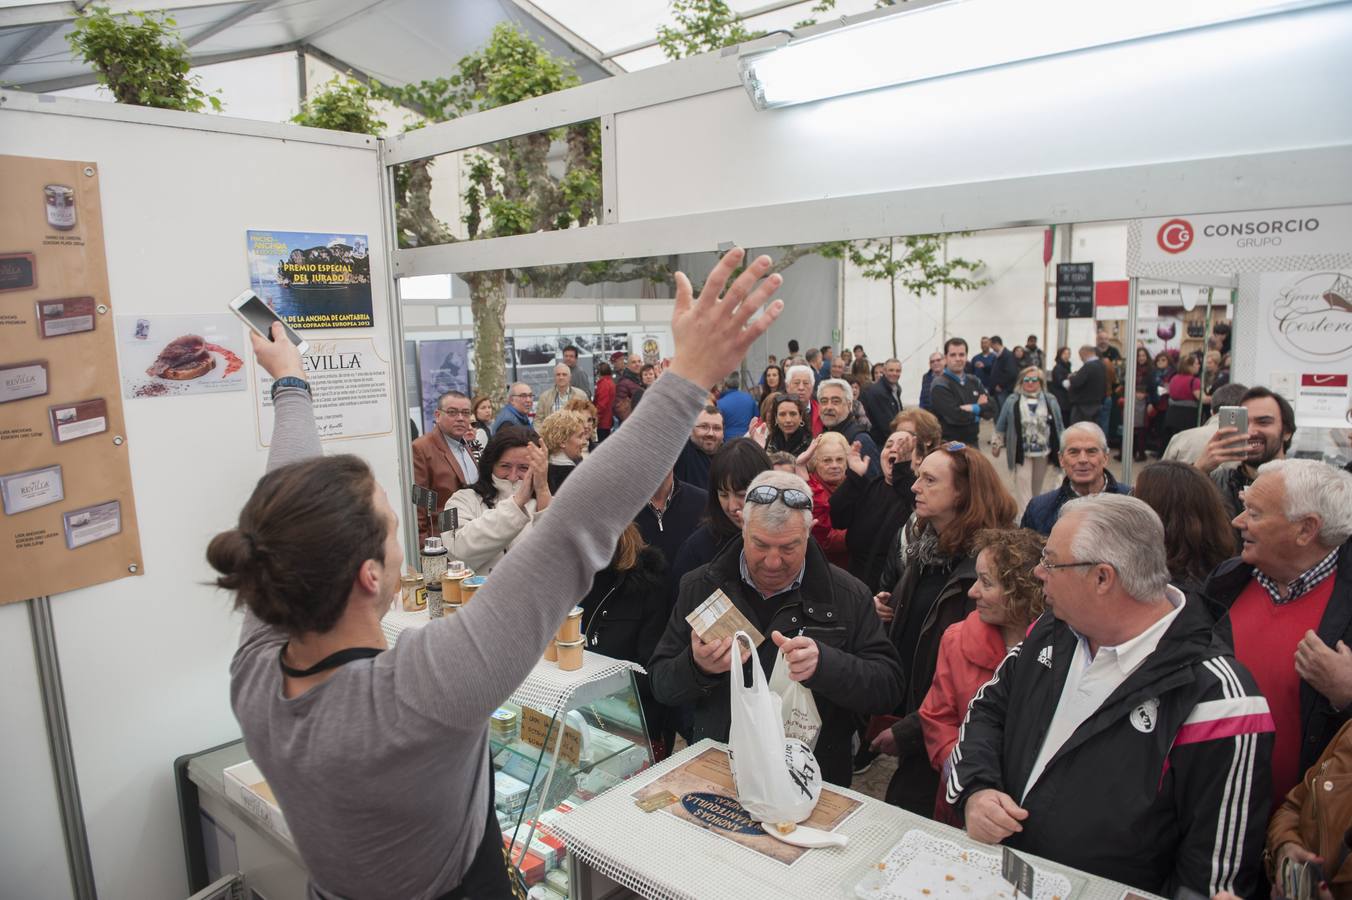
[556,639,585,671]
[542,640,559,663]
[400,573,427,612]
[556,606,584,643]
[490,708,518,742]
[44,185,76,231]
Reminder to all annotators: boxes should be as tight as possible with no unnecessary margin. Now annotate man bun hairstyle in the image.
[207,455,386,635]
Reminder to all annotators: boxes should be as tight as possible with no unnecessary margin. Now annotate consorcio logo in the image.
[1156,219,1194,254]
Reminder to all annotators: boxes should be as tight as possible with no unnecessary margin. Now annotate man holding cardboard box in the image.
[649,469,903,787]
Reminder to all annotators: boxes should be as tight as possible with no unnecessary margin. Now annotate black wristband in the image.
[270,375,311,401]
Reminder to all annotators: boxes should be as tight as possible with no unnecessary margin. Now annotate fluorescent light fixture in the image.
[739,0,1334,109]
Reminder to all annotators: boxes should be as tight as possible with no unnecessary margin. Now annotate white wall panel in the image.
[0,101,396,900]
[614,6,1352,225]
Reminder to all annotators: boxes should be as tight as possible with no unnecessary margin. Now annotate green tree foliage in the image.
[657,0,763,59]
[291,77,386,135]
[66,6,221,113]
[371,24,668,401]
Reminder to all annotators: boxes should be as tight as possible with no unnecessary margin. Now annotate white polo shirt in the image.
[1021,585,1185,802]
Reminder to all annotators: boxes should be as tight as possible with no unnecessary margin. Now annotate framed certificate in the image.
[48,398,108,444]
[0,463,64,515]
[0,360,50,404]
[36,296,97,338]
[63,500,123,549]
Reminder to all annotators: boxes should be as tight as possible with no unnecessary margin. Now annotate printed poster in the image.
[416,339,470,435]
[1256,271,1352,428]
[630,747,861,866]
[246,229,373,329]
[116,314,247,399]
[254,337,393,446]
[0,154,143,605]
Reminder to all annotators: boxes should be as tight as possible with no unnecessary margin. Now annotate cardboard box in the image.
[494,772,531,816]
[223,760,293,842]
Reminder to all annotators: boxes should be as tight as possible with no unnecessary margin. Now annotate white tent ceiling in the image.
[0,0,879,93]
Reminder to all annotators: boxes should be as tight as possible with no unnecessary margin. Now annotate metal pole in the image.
[29,597,97,900]
[1056,224,1072,351]
[1120,276,1140,484]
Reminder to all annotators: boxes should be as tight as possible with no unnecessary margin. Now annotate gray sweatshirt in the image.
[230,372,707,899]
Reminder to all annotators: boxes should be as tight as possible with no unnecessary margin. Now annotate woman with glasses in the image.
[765,393,811,456]
[991,366,1066,513]
[870,443,1018,814]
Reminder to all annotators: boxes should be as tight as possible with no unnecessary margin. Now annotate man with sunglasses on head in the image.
[649,469,903,787]
[948,493,1273,899]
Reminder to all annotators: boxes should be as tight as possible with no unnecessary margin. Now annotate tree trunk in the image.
[467,270,509,403]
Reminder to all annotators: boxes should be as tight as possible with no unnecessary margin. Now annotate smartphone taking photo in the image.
[1217,405,1248,438]
[229,290,309,355]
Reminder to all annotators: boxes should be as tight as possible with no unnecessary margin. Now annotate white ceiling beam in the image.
[0,0,242,29]
[504,0,623,76]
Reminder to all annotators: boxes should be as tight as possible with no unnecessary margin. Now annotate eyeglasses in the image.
[439,408,472,417]
[511,391,534,399]
[1021,377,1041,384]
[1038,550,1103,572]
[745,485,813,510]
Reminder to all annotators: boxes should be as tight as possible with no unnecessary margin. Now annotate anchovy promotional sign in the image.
[253,338,393,446]
[629,747,860,866]
[117,314,247,399]
[246,229,373,329]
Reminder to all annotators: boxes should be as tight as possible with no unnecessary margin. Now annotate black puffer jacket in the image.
[649,537,903,787]
[581,546,670,737]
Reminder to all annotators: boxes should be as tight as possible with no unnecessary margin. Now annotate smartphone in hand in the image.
[1217,405,1248,435]
[229,290,309,355]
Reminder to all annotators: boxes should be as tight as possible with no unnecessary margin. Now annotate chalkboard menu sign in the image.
[1056,263,1095,319]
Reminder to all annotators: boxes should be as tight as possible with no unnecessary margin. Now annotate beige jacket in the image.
[441,482,541,576]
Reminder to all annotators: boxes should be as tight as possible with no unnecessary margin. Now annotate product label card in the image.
[37,296,96,338]
[0,360,49,404]
[48,398,108,444]
[63,500,122,549]
[0,252,36,292]
[0,463,64,515]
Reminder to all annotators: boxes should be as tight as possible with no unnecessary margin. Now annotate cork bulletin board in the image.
[0,154,143,605]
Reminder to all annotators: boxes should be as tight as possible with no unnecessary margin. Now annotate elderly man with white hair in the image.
[535,363,587,419]
[784,363,824,437]
[816,377,881,476]
[1020,421,1131,535]
[948,493,1273,898]
[1204,458,1352,806]
[648,468,903,787]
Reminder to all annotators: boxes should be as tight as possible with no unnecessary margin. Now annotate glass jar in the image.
[44,185,76,231]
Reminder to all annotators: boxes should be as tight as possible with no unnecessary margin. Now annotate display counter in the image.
[555,739,1162,900]
[181,625,654,900]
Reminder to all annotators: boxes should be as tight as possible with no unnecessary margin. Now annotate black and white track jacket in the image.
[946,594,1275,898]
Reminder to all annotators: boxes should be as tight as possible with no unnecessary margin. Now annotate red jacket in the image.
[808,473,849,569]
[919,610,1008,770]
[594,375,615,429]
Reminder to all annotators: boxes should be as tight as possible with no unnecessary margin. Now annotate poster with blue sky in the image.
[246,229,373,329]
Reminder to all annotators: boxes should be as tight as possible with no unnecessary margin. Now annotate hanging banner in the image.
[416,339,470,435]
[254,337,393,446]
[246,229,374,329]
[1256,271,1352,427]
[1127,205,1352,277]
[0,154,143,606]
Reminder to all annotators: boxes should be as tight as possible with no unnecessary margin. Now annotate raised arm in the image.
[396,248,785,728]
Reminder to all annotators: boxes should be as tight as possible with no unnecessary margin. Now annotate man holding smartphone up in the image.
[1195,387,1296,518]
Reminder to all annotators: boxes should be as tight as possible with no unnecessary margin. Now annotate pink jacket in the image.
[918,610,1010,771]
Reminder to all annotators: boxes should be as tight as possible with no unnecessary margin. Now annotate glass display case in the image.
[488,654,654,899]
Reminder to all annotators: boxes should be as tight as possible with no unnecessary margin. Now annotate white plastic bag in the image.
[769,647,823,751]
[727,631,823,825]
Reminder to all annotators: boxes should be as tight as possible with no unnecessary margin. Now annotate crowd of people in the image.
[398,298,1349,899]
